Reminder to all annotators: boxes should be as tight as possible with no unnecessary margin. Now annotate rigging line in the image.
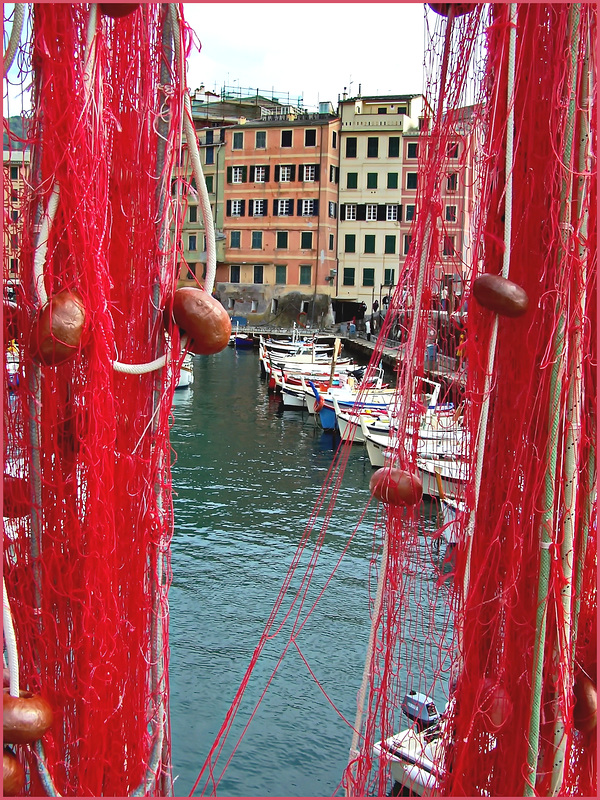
[3,578,20,697]
[3,2,25,75]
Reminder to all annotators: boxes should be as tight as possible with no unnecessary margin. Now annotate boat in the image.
[233,334,255,350]
[416,456,467,500]
[176,353,194,389]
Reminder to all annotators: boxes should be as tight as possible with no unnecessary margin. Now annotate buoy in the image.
[99,4,140,18]
[2,474,30,518]
[370,467,423,506]
[3,689,54,745]
[170,288,232,356]
[3,748,26,797]
[573,672,597,733]
[29,289,87,366]
[428,3,477,17]
[472,274,529,318]
[479,678,512,731]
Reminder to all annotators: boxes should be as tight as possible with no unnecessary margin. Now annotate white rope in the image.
[33,181,60,308]
[3,2,25,76]
[3,578,20,697]
[169,3,217,296]
[112,353,167,374]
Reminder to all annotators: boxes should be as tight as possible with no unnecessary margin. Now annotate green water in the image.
[168,347,450,797]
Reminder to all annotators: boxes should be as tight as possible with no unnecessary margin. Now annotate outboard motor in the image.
[401,691,441,733]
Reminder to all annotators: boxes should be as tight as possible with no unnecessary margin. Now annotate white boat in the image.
[417,456,467,500]
[176,353,193,389]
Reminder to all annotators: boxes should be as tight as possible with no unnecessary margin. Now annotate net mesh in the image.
[4,4,189,795]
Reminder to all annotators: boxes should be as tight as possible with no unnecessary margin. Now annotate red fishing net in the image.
[4,4,190,795]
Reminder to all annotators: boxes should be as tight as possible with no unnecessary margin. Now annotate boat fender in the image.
[314,397,325,413]
[29,289,87,366]
[472,274,529,318]
[3,748,26,797]
[169,287,232,356]
[3,688,54,745]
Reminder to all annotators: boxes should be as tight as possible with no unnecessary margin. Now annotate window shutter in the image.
[242,166,247,182]
[314,164,320,181]
[264,166,270,182]
[249,166,255,181]
[287,201,294,217]
[297,199,302,216]
[357,204,366,221]
[248,201,254,217]
[290,165,296,181]
[226,200,231,216]
[341,204,347,221]
[273,199,278,215]
[275,165,280,181]
[398,204,403,222]
[377,204,386,221]
[240,200,245,217]
[313,199,319,217]
[227,167,232,183]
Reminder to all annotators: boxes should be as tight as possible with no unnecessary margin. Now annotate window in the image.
[406,172,418,190]
[255,130,266,149]
[11,210,19,221]
[228,297,236,309]
[281,130,293,147]
[10,166,19,180]
[11,233,18,248]
[303,164,316,181]
[279,165,293,182]
[188,234,197,251]
[252,199,266,216]
[386,204,398,222]
[332,130,337,148]
[300,231,313,249]
[301,199,315,216]
[254,166,266,182]
[367,137,379,157]
[186,205,197,223]
[276,231,288,249]
[384,268,395,285]
[205,130,214,144]
[443,235,455,256]
[230,265,240,283]
[300,265,312,285]
[271,298,279,314]
[232,166,244,183]
[330,164,339,183]
[378,107,387,115]
[305,129,316,146]
[344,234,356,253]
[343,267,355,286]
[345,204,357,221]
[407,142,419,159]
[388,137,400,157]
[447,141,459,158]
[367,173,378,189]
[254,264,264,283]
[387,172,398,189]
[445,205,457,222]
[447,173,458,191]
[406,204,415,221]
[251,300,258,313]
[251,231,263,249]
[366,204,377,221]
[347,172,358,189]
[10,258,18,273]
[275,264,287,284]
[346,137,357,158]
[206,146,215,165]
[404,234,412,255]
[230,199,244,216]
[301,301,310,314]
[364,235,376,254]
[363,268,375,287]
[384,235,396,254]
[328,201,337,218]
[232,131,243,149]
[205,175,214,193]
[276,198,293,216]
[230,230,241,248]
[329,234,334,251]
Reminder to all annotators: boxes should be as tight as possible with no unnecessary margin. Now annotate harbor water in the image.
[168,347,451,797]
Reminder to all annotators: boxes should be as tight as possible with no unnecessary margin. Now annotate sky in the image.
[183,3,427,109]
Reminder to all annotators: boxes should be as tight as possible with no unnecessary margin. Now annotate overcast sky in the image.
[183,3,427,108]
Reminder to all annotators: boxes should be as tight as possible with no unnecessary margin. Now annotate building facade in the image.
[3,148,30,296]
